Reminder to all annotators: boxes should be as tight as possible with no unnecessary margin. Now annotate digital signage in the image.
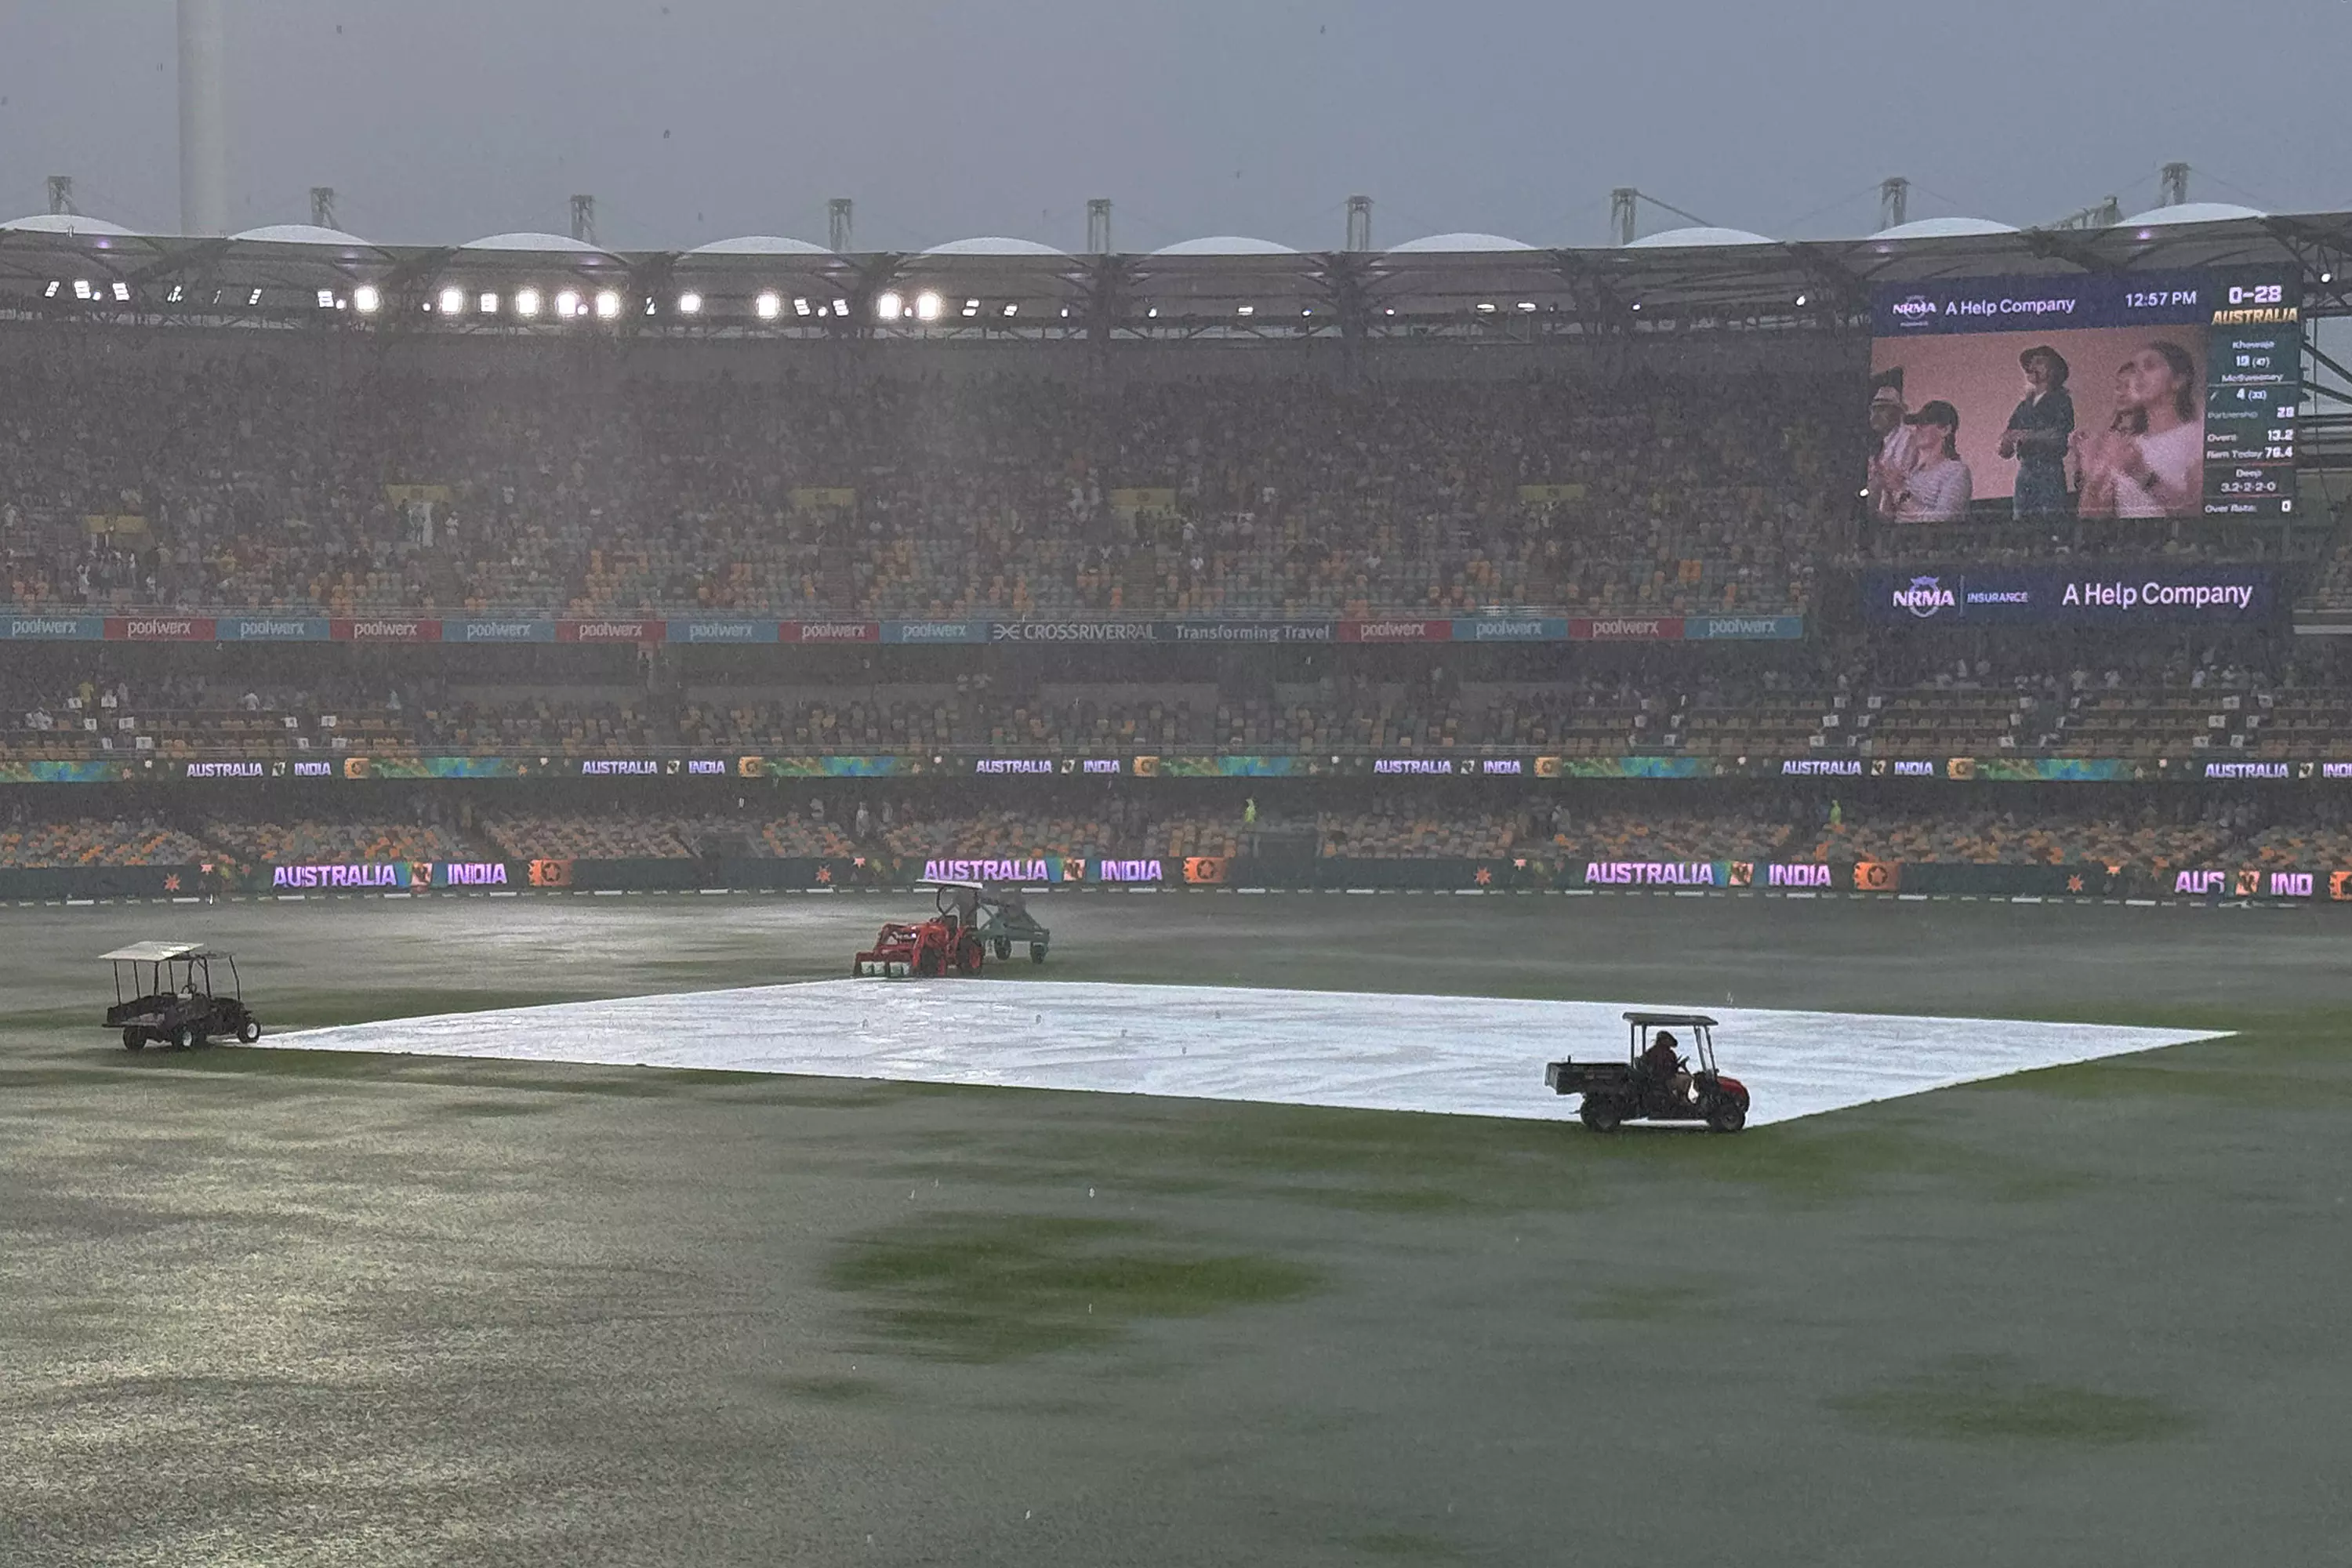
[1861,565,2276,626]
[1867,269,2299,522]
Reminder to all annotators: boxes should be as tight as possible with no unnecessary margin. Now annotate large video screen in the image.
[1867,269,2301,522]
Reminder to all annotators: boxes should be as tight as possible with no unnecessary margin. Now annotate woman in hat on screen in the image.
[1997,345,2074,519]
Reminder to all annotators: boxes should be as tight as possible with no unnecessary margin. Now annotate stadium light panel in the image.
[477,292,499,315]
[1301,308,1312,318]
[961,299,980,318]
[353,285,382,314]
[677,291,703,315]
[515,288,543,318]
[167,284,185,303]
[437,285,464,314]
[875,290,902,321]
[914,291,942,321]
[1475,301,1496,313]
[73,279,92,300]
[1059,307,1069,318]
[1146,307,1159,318]
[1517,301,1537,312]
[793,297,813,317]
[831,298,849,318]
[555,289,581,318]
[43,280,60,299]
[644,296,657,315]
[317,289,337,309]
[1236,304,1254,316]
[1383,307,1394,316]
[1795,293,1808,306]
[248,289,263,307]
[112,281,132,302]
[1002,303,1018,317]
[594,289,622,319]
[755,291,782,320]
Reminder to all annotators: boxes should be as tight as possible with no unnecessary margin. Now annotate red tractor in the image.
[854,882,990,978]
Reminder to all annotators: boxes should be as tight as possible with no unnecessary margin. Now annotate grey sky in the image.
[2,1,2347,251]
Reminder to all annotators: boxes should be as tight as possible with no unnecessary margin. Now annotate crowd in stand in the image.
[0,343,1847,619]
[8,790,2351,876]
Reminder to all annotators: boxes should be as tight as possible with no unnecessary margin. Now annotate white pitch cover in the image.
[267,980,2220,1128]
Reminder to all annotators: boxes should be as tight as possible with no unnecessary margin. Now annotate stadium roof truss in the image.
[2,213,2349,338]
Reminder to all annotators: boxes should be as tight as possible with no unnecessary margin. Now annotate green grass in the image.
[826,1213,1323,1363]
[1832,1356,2195,1446]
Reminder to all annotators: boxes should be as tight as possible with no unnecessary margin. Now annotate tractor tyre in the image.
[238,1018,262,1044]
[995,938,1011,961]
[1029,943,1047,964]
[956,938,985,975]
[122,1028,145,1051]
[172,1024,199,1051]
[1579,1096,1623,1134]
[1706,1099,1748,1134]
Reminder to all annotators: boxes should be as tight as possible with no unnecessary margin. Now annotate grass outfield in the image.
[2,895,2348,1566]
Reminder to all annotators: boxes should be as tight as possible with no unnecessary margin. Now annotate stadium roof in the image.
[1388,232,1537,252]
[2118,201,2265,227]
[2,209,2347,331]
[1150,236,1299,256]
[685,234,831,256]
[1870,216,2018,240]
[231,223,375,246]
[1624,226,1777,248]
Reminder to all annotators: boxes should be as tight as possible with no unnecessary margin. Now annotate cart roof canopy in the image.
[924,880,986,891]
[1623,1011,1717,1027]
[100,942,219,963]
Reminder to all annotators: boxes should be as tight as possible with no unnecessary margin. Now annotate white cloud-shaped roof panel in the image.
[1149,236,1299,256]
[459,231,616,256]
[685,235,831,256]
[1624,226,1777,249]
[1871,216,2020,240]
[1388,232,1537,253]
[230,223,377,247]
[919,236,1069,257]
[2118,201,2265,227]
[1,212,141,238]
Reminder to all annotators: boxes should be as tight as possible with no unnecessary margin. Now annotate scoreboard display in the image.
[1871,268,2303,522]
[2202,278,2303,517]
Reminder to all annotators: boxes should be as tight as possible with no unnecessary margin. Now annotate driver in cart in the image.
[1642,1029,1694,1102]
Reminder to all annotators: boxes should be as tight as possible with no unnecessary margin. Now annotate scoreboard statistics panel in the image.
[2202,278,2302,517]
[1870,269,2303,521]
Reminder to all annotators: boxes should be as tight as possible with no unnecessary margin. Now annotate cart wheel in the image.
[1706,1100,1747,1134]
[122,1028,145,1051]
[1579,1097,1623,1134]
[995,938,1011,961]
[956,938,985,975]
[1029,943,1047,964]
[238,1018,262,1044]
[172,1024,199,1051]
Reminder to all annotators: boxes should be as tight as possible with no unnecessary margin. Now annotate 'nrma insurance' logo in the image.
[1893,575,1956,618]
[1889,294,1938,325]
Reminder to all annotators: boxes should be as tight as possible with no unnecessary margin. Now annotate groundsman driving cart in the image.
[103,942,261,1051]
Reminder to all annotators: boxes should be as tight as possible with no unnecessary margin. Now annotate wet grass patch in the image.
[827,1213,1322,1363]
[1832,1356,2194,1446]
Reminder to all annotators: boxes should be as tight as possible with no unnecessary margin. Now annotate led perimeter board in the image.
[1866,269,2301,523]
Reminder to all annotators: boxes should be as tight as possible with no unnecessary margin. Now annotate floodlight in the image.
[1475,302,1496,314]
[594,289,622,318]
[437,285,464,314]
[249,289,263,306]
[1795,293,1809,306]
[515,287,542,318]
[831,298,849,318]
[1517,301,1537,312]
[914,291,941,321]
[353,285,382,314]
[168,284,185,303]
[555,289,581,318]
[875,291,903,321]
[317,289,337,309]
[1236,304,1254,317]
[477,292,499,314]
[1146,307,1159,318]
[112,281,132,302]
[42,280,58,298]
[677,291,702,315]
[755,291,782,320]
[793,296,812,317]
[1301,308,1312,318]
[1002,303,1018,317]
[73,279,92,300]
